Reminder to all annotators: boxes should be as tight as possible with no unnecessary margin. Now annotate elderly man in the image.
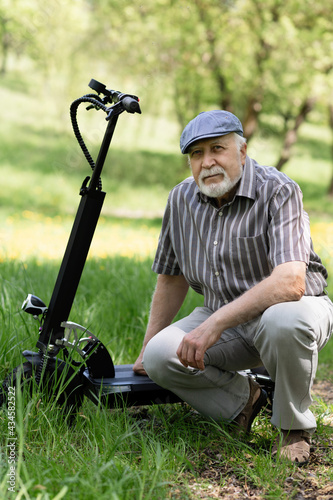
[133,110,333,464]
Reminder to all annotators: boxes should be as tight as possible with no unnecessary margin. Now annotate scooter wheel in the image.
[0,361,83,420]
[0,362,34,406]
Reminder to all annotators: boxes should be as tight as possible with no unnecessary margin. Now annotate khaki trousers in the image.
[143,295,333,433]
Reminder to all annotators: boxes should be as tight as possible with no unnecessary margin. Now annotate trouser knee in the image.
[254,302,316,352]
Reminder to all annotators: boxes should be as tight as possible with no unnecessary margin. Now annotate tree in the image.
[0,13,9,74]
[0,0,91,101]
[0,0,25,75]
[323,94,333,199]
[2,0,333,184]
[86,0,332,155]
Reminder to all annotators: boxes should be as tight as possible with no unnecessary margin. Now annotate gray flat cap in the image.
[180,110,243,154]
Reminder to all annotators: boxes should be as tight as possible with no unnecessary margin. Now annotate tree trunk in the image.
[0,17,9,75]
[328,104,333,196]
[242,97,262,142]
[275,97,316,171]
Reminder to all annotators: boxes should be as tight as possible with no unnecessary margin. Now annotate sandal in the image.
[272,429,311,465]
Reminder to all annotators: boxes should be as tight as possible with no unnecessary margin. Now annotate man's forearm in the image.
[213,260,306,332]
[143,273,189,346]
[176,261,306,370]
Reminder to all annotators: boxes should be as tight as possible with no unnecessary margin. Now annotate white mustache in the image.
[199,166,226,181]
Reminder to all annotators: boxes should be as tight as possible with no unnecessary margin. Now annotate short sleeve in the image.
[267,183,310,268]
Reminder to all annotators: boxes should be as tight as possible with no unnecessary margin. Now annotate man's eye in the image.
[191,150,201,157]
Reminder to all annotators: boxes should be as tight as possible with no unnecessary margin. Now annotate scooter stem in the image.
[37,114,119,352]
[88,113,119,192]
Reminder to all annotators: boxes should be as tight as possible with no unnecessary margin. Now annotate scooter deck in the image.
[83,364,182,408]
[83,364,275,409]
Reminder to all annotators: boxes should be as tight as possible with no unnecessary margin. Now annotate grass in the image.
[0,256,332,499]
[0,73,333,498]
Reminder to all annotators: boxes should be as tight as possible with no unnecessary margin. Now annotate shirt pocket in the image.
[231,233,271,283]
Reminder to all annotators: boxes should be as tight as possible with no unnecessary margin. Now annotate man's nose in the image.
[201,151,216,168]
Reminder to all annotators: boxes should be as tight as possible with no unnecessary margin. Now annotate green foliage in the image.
[0,71,332,219]
[2,0,333,125]
[79,0,333,134]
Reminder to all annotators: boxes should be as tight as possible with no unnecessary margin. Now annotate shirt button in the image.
[218,212,223,217]
[224,299,229,304]
[213,240,218,245]
[215,271,220,277]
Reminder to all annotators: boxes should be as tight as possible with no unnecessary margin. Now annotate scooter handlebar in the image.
[88,79,141,114]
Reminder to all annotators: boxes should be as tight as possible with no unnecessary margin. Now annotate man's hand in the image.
[176,320,221,371]
[133,350,147,376]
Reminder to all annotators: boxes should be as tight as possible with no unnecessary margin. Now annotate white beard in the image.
[197,165,243,199]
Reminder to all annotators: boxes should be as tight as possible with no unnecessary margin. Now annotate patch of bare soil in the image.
[185,444,333,500]
[183,381,333,500]
[313,379,333,405]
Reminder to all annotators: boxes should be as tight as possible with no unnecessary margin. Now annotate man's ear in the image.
[240,142,247,164]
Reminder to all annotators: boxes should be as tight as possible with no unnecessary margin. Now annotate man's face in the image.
[188,134,247,205]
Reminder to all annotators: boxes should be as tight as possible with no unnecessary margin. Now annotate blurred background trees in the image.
[1,0,332,192]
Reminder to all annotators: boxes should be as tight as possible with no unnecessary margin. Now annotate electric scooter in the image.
[0,79,274,416]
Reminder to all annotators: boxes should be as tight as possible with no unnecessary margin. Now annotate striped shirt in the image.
[152,156,328,311]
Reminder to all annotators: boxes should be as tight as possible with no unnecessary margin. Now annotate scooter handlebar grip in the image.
[122,96,141,114]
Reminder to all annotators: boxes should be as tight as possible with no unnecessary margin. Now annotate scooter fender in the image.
[82,341,115,379]
[58,322,115,379]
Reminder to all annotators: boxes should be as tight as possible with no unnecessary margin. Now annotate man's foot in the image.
[272,430,311,465]
[233,377,267,434]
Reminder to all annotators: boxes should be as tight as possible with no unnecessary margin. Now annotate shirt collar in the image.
[197,156,256,204]
[237,156,256,200]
